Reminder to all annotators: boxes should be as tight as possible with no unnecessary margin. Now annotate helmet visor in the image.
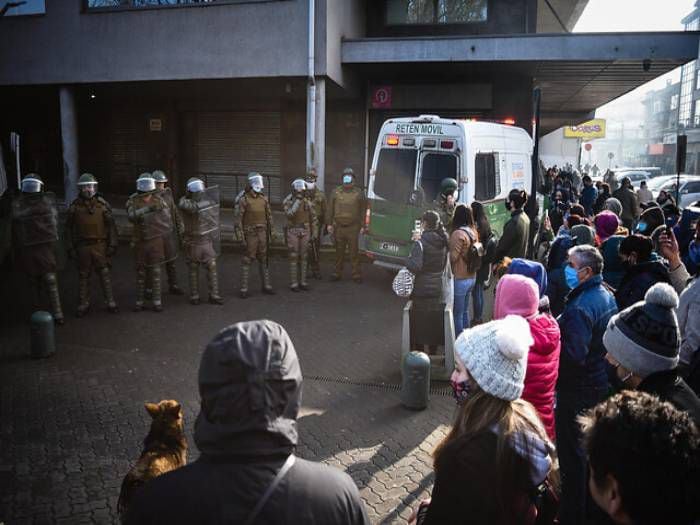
[21,179,42,193]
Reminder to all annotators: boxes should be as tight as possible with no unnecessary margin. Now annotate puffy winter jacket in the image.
[600,235,625,290]
[522,314,561,440]
[406,229,448,299]
[615,254,671,311]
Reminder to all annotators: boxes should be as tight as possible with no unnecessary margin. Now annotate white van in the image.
[362,115,534,269]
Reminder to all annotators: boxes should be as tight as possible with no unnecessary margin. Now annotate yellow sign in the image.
[564,119,606,139]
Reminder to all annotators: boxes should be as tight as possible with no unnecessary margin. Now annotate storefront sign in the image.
[371,86,392,109]
[563,119,606,139]
[149,118,162,132]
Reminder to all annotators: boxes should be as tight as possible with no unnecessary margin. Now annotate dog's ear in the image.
[145,402,161,419]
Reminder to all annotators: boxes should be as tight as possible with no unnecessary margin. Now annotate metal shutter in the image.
[197,112,282,205]
[109,113,150,196]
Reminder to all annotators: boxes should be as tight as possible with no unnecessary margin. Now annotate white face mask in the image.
[452,191,459,202]
[342,175,353,185]
[81,185,97,198]
[306,182,315,190]
[252,183,263,193]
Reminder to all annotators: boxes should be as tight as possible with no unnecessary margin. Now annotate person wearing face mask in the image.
[433,178,458,228]
[304,169,327,280]
[556,245,617,525]
[11,173,65,324]
[603,283,700,424]
[235,172,274,298]
[409,315,558,525]
[328,167,365,283]
[65,173,119,317]
[675,220,700,392]
[283,178,318,292]
[493,189,530,265]
[633,204,664,236]
[615,234,671,311]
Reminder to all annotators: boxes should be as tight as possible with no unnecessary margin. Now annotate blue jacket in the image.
[557,275,617,392]
[580,185,598,217]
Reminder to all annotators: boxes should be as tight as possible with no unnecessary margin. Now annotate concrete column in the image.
[59,86,79,204]
[314,76,326,191]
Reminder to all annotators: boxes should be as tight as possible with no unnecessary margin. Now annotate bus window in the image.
[374,148,417,202]
[420,153,457,202]
[475,153,499,201]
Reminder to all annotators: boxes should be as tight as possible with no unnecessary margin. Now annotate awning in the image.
[342,32,699,133]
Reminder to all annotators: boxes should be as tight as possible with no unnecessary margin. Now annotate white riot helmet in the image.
[136,173,156,193]
[248,172,264,193]
[292,178,306,193]
[21,174,43,193]
[187,177,205,193]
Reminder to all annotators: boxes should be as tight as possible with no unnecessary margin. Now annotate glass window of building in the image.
[671,94,679,111]
[386,0,487,25]
[86,0,224,8]
[2,0,45,15]
[679,61,696,127]
[696,69,700,91]
[694,100,700,127]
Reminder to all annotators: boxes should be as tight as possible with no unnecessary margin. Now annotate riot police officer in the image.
[433,177,458,228]
[152,169,184,295]
[126,173,176,312]
[11,174,64,324]
[65,173,119,317]
[234,172,274,298]
[178,178,223,305]
[328,167,365,283]
[304,168,327,279]
[283,178,317,291]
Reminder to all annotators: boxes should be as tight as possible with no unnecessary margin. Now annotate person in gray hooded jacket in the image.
[125,320,369,525]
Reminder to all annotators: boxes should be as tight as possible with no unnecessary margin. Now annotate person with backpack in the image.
[470,201,497,326]
[450,205,481,335]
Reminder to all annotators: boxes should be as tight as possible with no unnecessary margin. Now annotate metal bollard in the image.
[30,311,56,359]
[400,351,431,410]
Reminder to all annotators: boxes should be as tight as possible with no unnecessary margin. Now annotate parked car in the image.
[614,170,651,189]
[653,175,700,208]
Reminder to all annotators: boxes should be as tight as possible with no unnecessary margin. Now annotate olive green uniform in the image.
[11,192,64,323]
[126,191,173,310]
[433,195,455,229]
[179,193,222,305]
[65,194,118,315]
[157,188,183,294]
[306,188,327,278]
[329,185,365,280]
[235,190,274,295]
[283,192,318,290]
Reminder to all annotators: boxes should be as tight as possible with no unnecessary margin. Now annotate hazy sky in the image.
[573,0,696,121]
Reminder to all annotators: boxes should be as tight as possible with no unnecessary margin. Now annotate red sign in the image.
[584,143,592,151]
[371,86,392,109]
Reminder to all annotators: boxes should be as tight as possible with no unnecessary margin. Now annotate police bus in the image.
[361,115,534,270]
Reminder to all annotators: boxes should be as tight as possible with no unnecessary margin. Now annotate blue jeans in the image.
[453,278,476,335]
[471,281,485,322]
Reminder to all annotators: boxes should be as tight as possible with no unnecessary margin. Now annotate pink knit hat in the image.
[594,211,620,242]
[494,274,539,320]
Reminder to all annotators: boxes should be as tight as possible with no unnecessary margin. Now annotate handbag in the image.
[392,267,415,298]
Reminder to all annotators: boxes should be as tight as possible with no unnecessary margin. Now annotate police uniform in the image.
[65,184,118,316]
[283,183,318,291]
[235,187,274,297]
[305,181,327,279]
[329,176,365,282]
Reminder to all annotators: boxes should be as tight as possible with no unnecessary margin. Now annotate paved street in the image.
[0,249,456,524]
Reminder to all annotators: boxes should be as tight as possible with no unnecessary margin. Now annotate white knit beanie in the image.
[455,315,533,401]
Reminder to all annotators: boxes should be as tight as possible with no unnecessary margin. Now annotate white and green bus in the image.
[361,115,534,270]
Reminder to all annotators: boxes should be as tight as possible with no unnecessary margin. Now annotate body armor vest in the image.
[243,193,268,226]
[74,198,108,240]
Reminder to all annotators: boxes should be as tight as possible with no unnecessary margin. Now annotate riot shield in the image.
[11,192,59,247]
[131,191,178,266]
[184,186,221,259]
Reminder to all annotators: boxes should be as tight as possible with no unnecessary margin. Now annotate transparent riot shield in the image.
[131,191,178,266]
[11,192,59,247]
[184,186,221,260]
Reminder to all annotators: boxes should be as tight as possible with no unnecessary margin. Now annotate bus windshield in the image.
[374,148,417,202]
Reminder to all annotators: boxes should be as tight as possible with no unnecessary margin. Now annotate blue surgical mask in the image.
[689,240,700,266]
[636,222,648,233]
[564,264,580,289]
[342,175,353,185]
[450,378,471,405]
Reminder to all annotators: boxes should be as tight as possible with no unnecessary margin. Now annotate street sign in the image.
[584,143,592,151]
[371,86,392,109]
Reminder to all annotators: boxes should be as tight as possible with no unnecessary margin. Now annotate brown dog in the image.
[117,400,188,521]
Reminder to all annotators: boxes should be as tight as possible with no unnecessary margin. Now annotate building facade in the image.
[680,1,700,174]
[0,0,695,205]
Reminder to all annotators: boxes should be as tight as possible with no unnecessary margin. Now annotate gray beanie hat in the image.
[603,283,680,379]
[604,197,623,217]
[455,315,533,401]
[571,224,595,247]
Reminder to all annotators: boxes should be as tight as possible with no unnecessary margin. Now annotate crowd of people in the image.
[404,167,700,524]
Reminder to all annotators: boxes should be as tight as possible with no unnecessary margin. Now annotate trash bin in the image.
[401,351,430,410]
[30,310,55,359]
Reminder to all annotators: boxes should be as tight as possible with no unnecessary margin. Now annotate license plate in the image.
[380,242,400,254]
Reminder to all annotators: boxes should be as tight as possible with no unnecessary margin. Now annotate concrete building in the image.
[679,1,700,174]
[641,79,681,174]
[0,0,697,204]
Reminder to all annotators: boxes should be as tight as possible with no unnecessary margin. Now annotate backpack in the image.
[460,227,484,273]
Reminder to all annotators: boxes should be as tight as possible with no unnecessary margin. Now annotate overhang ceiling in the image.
[342,32,699,134]
[537,0,589,33]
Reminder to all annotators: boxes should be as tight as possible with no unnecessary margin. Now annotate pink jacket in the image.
[522,313,561,440]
